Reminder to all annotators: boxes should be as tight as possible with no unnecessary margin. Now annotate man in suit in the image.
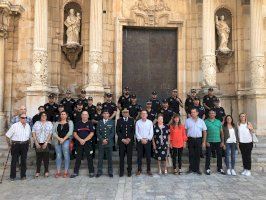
[96,110,115,178]
[116,109,135,177]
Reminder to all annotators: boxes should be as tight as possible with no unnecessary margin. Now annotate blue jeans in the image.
[225,143,237,169]
[55,139,70,172]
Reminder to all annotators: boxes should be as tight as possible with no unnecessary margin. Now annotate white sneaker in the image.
[231,169,237,176]
[227,169,232,175]
[245,170,251,176]
[241,169,247,175]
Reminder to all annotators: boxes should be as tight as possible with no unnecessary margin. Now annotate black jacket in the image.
[116,117,135,144]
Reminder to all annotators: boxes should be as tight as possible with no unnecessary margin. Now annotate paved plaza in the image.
[0,171,265,200]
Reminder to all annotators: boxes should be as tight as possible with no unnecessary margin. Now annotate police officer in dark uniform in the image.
[72,100,84,125]
[203,87,218,116]
[160,99,174,125]
[118,86,131,117]
[128,94,142,121]
[54,104,65,122]
[44,93,59,122]
[32,106,45,125]
[213,99,226,123]
[96,110,115,178]
[185,89,197,117]
[150,91,161,115]
[77,89,88,108]
[116,108,135,177]
[167,89,183,115]
[85,97,96,119]
[145,100,157,123]
[193,97,206,119]
[60,90,75,119]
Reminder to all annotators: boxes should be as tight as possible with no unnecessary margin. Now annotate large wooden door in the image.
[122,27,177,106]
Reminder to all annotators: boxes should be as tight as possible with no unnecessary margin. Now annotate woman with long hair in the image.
[238,113,254,176]
[153,114,169,174]
[223,115,239,176]
[169,113,187,175]
[53,111,74,178]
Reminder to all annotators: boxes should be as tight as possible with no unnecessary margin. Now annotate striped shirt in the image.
[6,122,31,142]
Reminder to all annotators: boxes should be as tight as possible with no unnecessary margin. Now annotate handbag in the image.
[252,133,259,143]
[166,148,173,168]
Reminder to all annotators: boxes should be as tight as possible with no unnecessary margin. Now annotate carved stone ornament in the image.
[88,51,103,86]
[32,49,48,86]
[250,56,265,88]
[130,0,171,26]
[215,49,234,72]
[202,55,217,87]
[61,43,83,69]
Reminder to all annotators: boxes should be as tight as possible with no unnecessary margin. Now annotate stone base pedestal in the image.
[0,112,6,135]
[26,86,52,118]
[245,90,266,135]
[84,85,105,103]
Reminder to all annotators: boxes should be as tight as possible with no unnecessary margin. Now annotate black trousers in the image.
[188,137,202,172]
[137,141,151,172]
[119,142,133,175]
[239,142,253,170]
[205,142,222,171]
[74,142,94,174]
[10,142,28,179]
[36,151,50,173]
[171,147,183,169]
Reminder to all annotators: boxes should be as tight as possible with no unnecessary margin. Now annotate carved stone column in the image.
[250,0,265,90]
[26,0,52,117]
[0,1,24,133]
[85,0,104,102]
[201,0,216,88]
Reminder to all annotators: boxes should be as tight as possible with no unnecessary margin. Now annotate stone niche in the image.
[215,7,234,72]
[61,1,83,69]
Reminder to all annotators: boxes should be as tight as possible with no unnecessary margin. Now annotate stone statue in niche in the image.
[64,8,81,44]
[216,15,231,53]
[62,7,83,69]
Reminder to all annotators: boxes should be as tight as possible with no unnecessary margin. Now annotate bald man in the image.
[10,105,32,127]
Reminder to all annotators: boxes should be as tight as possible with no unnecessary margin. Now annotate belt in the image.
[12,140,29,145]
[188,137,202,139]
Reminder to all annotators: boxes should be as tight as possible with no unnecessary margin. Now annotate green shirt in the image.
[205,118,222,142]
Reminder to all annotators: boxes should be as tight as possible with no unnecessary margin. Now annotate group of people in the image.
[5,86,255,181]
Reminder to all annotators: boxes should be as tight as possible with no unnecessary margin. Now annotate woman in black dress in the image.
[153,114,169,175]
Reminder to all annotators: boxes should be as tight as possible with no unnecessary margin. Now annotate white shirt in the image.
[226,128,236,143]
[32,121,53,143]
[135,119,154,140]
[238,123,252,143]
[103,119,108,124]
[6,122,31,142]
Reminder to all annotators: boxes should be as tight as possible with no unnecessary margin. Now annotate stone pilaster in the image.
[85,0,104,103]
[201,0,216,88]
[26,0,51,117]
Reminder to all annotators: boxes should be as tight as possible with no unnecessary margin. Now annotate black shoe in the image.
[21,177,26,180]
[10,178,15,182]
[218,169,225,175]
[89,173,94,178]
[205,169,211,175]
[70,173,78,178]
[96,174,101,178]
[119,173,124,177]
[186,170,193,174]
[200,154,204,158]
[109,174,113,178]
[127,172,131,177]
[196,171,202,175]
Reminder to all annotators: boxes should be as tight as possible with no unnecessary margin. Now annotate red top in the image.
[169,124,187,148]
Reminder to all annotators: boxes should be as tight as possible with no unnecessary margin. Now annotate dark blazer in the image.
[116,117,135,144]
[223,125,239,143]
[97,119,115,147]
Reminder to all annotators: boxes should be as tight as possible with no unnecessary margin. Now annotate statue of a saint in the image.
[64,9,81,44]
[216,15,231,53]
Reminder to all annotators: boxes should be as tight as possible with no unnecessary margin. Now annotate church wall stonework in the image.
[2,0,266,134]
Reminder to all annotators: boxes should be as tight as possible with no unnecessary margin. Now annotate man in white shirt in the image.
[135,110,154,176]
[6,114,31,181]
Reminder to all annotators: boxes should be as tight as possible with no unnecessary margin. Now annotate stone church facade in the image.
[1,0,266,134]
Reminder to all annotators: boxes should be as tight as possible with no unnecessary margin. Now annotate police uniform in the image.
[147,109,157,122]
[193,105,205,119]
[214,106,226,122]
[102,101,117,117]
[167,96,182,115]
[203,88,218,114]
[150,91,161,114]
[128,96,142,120]
[44,94,59,122]
[85,101,97,120]
[116,114,135,176]
[185,89,197,115]
[160,100,174,124]
[96,117,115,176]
[60,97,75,119]
[54,104,64,122]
